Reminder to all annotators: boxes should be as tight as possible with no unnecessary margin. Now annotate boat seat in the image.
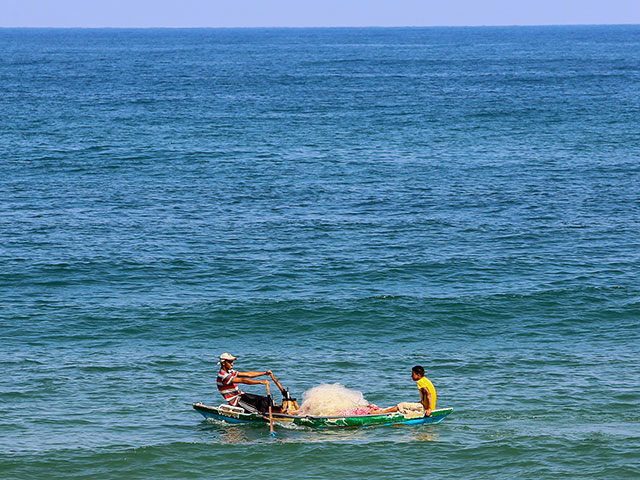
[219,404,245,414]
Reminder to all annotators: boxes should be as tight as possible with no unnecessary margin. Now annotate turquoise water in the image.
[1,26,639,479]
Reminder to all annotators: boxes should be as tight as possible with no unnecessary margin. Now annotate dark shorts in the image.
[237,393,271,414]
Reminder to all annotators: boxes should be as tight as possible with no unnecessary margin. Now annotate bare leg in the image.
[370,405,399,414]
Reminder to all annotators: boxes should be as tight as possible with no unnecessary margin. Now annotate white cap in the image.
[217,352,237,364]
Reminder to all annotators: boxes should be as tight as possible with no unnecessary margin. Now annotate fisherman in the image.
[373,365,436,416]
[216,352,290,414]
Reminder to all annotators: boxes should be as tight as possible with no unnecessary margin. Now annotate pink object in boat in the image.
[337,404,379,416]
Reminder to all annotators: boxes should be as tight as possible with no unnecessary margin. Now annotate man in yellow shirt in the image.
[373,365,436,417]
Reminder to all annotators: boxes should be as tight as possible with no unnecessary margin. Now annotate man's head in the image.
[218,352,237,371]
[411,365,425,380]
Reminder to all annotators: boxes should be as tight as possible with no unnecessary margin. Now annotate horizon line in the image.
[2,23,639,30]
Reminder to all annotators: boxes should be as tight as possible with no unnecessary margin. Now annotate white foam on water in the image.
[298,383,369,416]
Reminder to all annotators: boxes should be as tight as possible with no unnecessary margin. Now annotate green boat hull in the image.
[193,402,453,428]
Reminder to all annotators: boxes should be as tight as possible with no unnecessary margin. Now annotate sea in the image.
[1,25,639,479]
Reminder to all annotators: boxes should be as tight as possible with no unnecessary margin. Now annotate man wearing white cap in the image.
[216,352,276,414]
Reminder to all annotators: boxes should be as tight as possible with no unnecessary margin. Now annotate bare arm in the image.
[419,387,432,417]
[232,377,270,386]
[236,370,272,378]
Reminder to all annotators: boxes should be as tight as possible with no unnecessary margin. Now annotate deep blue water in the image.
[1,26,639,479]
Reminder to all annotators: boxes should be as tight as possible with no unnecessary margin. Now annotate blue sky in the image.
[2,0,639,28]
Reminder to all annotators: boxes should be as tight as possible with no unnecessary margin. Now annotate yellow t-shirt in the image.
[416,377,436,409]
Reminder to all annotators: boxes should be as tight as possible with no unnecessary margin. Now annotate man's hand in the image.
[262,380,270,385]
[425,409,432,417]
[265,370,273,376]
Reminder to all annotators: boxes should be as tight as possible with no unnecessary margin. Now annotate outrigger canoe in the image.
[193,402,453,428]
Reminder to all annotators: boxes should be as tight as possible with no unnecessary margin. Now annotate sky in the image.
[2,0,639,28]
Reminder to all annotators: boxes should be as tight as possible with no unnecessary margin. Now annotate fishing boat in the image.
[193,402,453,428]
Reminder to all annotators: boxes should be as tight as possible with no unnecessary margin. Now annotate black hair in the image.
[412,365,425,376]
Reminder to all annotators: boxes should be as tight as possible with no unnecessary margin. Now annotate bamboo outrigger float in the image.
[193,402,454,428]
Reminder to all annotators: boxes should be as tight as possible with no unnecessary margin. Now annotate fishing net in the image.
[298,383,370,416]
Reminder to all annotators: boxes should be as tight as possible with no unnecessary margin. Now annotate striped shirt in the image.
[217,368,244,405]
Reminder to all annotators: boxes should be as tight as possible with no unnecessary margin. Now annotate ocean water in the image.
[1,26,639,479]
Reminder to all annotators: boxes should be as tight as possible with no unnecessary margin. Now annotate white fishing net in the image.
[298,383,370,416]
